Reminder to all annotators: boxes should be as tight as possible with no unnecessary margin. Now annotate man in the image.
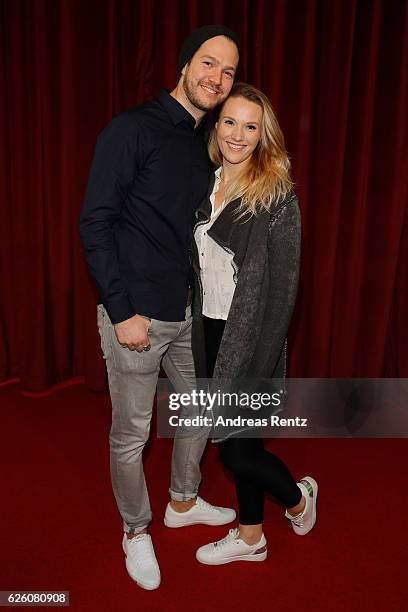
[80,25,240,590]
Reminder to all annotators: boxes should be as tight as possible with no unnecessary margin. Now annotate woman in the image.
[192,82,317,565]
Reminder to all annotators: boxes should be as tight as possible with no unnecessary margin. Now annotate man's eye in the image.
[224,72,233,79]
[203,61,212,66]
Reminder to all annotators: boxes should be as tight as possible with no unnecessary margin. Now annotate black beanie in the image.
[177,24,240,75]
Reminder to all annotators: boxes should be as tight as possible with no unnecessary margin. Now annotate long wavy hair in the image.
[208,82,293,216]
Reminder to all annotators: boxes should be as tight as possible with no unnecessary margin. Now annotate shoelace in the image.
[128,536,156,566]
[197,496,220,513]
[213,528,239,548]
[290,513,305,526]
[288,501,308,526]
[291,481,313,525]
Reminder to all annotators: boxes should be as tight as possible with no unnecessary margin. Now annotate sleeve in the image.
[79,114,142,324]
[262,196,301,373]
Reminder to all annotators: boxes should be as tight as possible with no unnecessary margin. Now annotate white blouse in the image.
[194,168,237,320]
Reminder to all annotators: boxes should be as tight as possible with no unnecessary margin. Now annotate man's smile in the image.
[200,84,220,96]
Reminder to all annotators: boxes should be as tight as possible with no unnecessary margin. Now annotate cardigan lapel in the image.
[194,171,243,247]
[207,198,243,248]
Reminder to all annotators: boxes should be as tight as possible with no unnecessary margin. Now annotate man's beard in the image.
[183,74,223,112]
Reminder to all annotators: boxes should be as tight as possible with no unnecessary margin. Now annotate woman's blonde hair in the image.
[208,82,293,216]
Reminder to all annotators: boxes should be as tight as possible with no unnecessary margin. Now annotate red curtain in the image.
[0,0,407,391]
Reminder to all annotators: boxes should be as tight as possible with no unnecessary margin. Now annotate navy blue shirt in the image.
[80,90,211,324]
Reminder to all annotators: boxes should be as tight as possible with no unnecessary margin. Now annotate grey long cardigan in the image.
[191,175,301,440]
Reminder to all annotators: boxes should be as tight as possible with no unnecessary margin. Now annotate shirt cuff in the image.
[104,295,136,325]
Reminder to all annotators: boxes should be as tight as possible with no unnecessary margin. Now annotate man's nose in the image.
[209,67,223,86]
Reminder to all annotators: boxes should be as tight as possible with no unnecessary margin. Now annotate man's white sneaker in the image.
[164,496,236,527]
[122,533,161,590]
[285,476,318,535]
[196,528,267,565]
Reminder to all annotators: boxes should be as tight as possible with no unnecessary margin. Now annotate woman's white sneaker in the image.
[285,476,318,535]
[164,496,236,527]
[196,528,267,565]
[122,533,161,590]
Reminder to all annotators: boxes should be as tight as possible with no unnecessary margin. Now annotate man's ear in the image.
[181,61,191,77]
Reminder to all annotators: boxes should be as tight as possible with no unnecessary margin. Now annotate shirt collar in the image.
[214,166,222,180]
[157,89,196,127]
[211,167,222,200]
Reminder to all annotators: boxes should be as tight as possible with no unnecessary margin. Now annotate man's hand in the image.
[114,314,151,352]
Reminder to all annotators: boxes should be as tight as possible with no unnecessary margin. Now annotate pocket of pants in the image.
[96,304,109,360]
[147,317,154,336]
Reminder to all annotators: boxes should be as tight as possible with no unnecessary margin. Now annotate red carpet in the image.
[0,382,406,611]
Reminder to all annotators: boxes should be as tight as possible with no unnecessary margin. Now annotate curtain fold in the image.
[0,0,406,390]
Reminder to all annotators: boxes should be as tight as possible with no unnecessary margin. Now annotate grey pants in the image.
[97,304,209,533]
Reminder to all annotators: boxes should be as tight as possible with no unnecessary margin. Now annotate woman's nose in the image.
[231,126,244,141]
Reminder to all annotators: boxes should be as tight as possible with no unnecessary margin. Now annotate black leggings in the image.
[203,316,302,525]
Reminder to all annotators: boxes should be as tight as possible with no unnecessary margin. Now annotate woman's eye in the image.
[247,125,257,130]
[224,119,234,125]
[203,61,212,66]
